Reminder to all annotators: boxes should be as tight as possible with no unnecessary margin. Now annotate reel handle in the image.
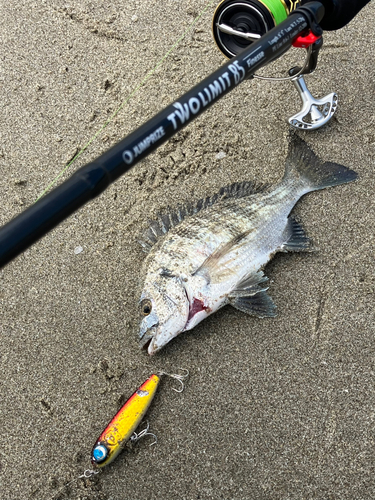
[289,75,338,130]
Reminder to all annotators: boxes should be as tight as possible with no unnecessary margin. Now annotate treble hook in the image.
[130,421,157,447]
[158,368,189,393]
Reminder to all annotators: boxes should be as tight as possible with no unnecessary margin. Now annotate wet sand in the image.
[1,1,374,499]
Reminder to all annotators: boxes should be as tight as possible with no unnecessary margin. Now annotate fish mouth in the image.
[146,338,161,356]
[141,337,152,352]
[139,325,157,353]
[139,332,154,350]
[138,332,161,356]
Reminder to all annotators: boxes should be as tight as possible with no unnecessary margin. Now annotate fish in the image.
[91,374,160,467]
[138,135,358,355]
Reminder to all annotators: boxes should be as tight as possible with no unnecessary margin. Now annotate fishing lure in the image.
[47,371,187,500]
[91,370,187,467]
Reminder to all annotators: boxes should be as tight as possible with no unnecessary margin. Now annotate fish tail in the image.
[284,134,358,192]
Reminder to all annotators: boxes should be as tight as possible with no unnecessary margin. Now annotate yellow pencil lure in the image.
[91,374,161,467]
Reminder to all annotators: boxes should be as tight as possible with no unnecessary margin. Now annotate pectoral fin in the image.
[193,230,254,283]
[231,270,269,294]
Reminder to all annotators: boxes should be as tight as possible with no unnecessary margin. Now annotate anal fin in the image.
[282,217,311,252]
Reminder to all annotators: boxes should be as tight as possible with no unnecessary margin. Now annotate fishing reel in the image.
[212,0,337,130]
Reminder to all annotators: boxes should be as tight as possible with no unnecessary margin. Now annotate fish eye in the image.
[141,299,152,316]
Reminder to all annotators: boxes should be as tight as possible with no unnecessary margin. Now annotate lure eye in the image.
[92,444,108,463]
[141,299,152,316]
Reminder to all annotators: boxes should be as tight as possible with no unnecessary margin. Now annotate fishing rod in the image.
[0,0,369,269]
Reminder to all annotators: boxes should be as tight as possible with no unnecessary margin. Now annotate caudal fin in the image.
[284,134,358,192]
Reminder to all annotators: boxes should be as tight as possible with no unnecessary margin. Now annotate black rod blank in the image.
[0,3,324,268]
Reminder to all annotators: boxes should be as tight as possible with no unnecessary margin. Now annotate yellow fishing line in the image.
[36,0,217,201]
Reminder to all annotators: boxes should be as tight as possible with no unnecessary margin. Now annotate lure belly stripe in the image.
[91,374,161,467]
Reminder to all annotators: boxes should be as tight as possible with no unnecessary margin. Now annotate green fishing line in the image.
[36,0,217,201]
[260,0,288,24]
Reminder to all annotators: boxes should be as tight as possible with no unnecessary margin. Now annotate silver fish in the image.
[138,136,357,355]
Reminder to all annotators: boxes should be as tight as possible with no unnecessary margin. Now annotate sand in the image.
[0,1,374,499]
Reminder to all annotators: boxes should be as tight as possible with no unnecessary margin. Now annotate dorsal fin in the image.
[138,181,268,253]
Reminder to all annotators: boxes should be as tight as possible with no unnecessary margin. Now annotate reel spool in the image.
[212,0,302,58]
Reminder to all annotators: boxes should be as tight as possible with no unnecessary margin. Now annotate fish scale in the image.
[138,136,358,355]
